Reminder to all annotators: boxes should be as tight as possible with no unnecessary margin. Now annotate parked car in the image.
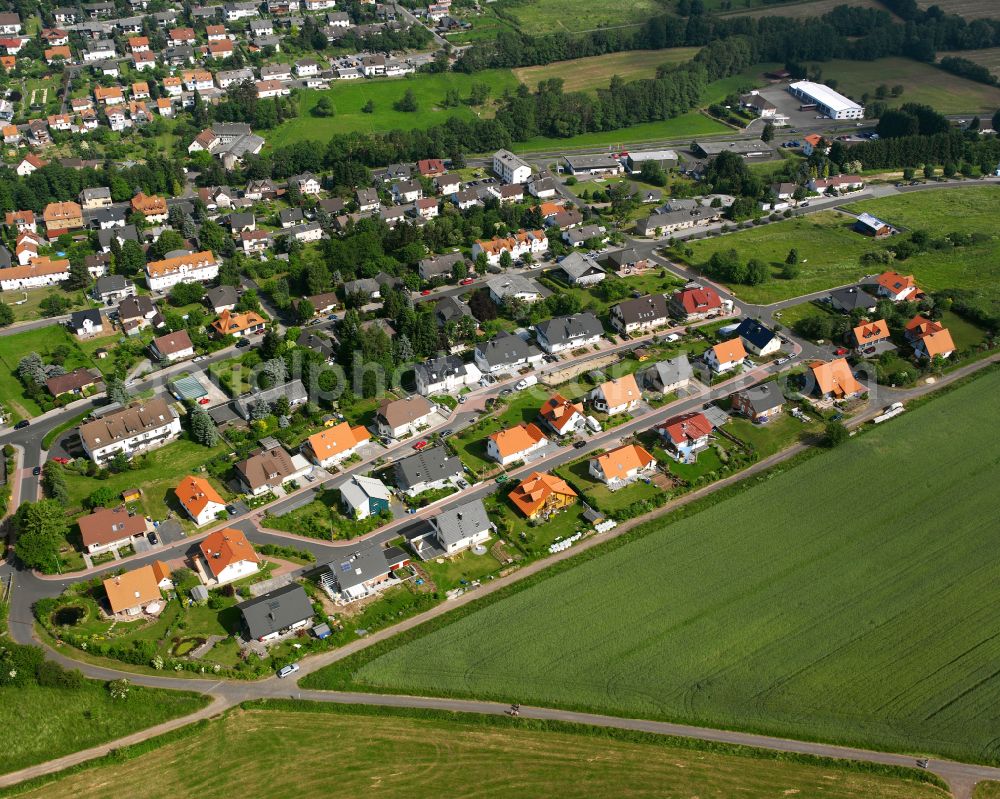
[328,314,338,321]
[456,479,469,489]
[225,504,238,516]
[52,456,70,465]
[420,289,432,296]
[573,440,587,449]
[198,397,211,405]
[834,347,849,356]
[412,439,428,451]
[460,277,474,285]
[440,428,454,438]
[277,663,300,678]
[32,466,41,475]
[148,532,158,545]
[14,420,29,429]
[236,339,250,348]
[458,395,467,404]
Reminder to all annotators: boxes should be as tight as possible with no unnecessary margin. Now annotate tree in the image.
[117,240,146,277]
[0,302,13,327]
[39,294,72,317]
[235,288,261,313]
[312,96,335,117]
[296,298,315,322]
[189,406,219,447]
[761,121,775,142]
[993,109,1000,134]
[781,261,801,280]
[498,250,513,270]
[86,486,120,509]
[745,259,770,285]
[362,99,375,114]
[169,282,205,307]
[67,260,91,290]
[109,451,130,473]
[106,377,130,406]
[15,500,69,571]
[42,466,69,504]
[823,420,850,447]
[785,248,799,266]
[394,88,418,112]
[260,329,282,360]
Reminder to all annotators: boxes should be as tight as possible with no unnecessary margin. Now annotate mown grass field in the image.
[680,187,1000,305]
[805,57,1000,113]
[512,111,729,153]
[313,368,1000,765]
[513,48,700,94]
[505,0,668,34]
[917,0,997,18]
[0,681,207,776]
[267,70,519,147]
[939,48,1000,78]
[720,0,890,18]
[16,706,949,799]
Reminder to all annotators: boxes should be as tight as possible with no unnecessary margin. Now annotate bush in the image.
[35,659,84,689]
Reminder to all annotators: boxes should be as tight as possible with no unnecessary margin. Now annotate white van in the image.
[585,415,601,433]
[514,375,538,391]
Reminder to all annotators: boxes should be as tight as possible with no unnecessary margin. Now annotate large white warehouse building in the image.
[787,81,864,120]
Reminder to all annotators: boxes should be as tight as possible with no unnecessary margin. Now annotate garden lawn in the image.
[448,388,549,474]
[262,487,387,541]
[267,70,519,147]
[677,210,877,304]
[725,410,822,458]
[63,438,230,521]
[512,112,729,153]
[419,544,503,592]
[317,367,1000,765]
[0,681,207,776]
[12,706,948,799]
[513,49,700,94]
[555,457,661,514]
[804,56,1000,113]
[7,286,95,323]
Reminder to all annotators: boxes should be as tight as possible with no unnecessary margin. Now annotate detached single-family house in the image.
[78,505,152,554]
[393,446,463,498]
[320,545,406,604]
[69,308,104,337]
[198,527,260,584]
[656,412,713,462]
[205,285,239,313]
[103,565,165,616]
[474,332,544,375]
[336,474,391,520]
[539,393,584,437]
[238,584,313,642]
[375,395,436,439]
[487,422,548,466]
[610,294,670,335]
[558,251,605,286]
[93,274,135,304]
[428,498,494,556]
[508,472,577,520]
[641,356,692,394]
[875,271,921,302]
[487,275,543,305]
[304,422,370,467]
[535,312,603,354]
[46,368,102,398]
[704,338,747,373]
[829,286,878,315]
[669,286,722,322]
[149,330,195,362]
[905,315,955,360]
[732,384,784,423]
[735,318,781,357]
[234,445,309,496]
[175,475,227,527]
[414,355,481,396]
[808,358,864,400]
[211,309,266,338]
[589,443,656,488]
[589,374,641,416]
[851,318,893,356]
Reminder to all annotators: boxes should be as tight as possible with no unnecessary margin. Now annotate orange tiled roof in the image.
[488,422,546,459]
[306,422,369,461]
[103,565,161,614]
[852,319,890,346]
[809,358,863,398]
[211,309,265,335]
[508,471,577,517]
[710,338,747,364]
[539,393,583,433]
[145,250,217,278]
[593,444,655,478]
[594,374,641,408]
[174,475,225,519]
[198,527,260,578]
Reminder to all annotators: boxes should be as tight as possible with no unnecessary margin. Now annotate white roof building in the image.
[787,81,864,120]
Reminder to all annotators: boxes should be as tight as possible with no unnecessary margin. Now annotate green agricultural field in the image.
[312,368,1000,765]
[513,48,700,94]
[0,681,207,776]
[513,111,729,153]
[505,0,667,34]
[719,0,889,18]
[267,70,519,147]
[14,705,948,799]
[678,210,877,304]
[804,57,1000,113]
[917,0,997,19]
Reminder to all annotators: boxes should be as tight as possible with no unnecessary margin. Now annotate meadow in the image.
[267,70,519,147]
[803,57,1000,113]
[512,48,700,94]
[720,0,891,18]
[309,368,1000,765]
[512,112,729,153]
[13,705,949,799]
[916,0,997,18]
[0,681,207,776]
[680,187,1000,305]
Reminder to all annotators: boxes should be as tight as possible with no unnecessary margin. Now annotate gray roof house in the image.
[434,295,473,325]
[534,312,604,354]
[205,285,239,313]
[394,446,463,497]
[93,274,135,303]
[418,252,465,282]
[424,497,494,557]
[558,252,605,286]
[320,544,404,603]
[829,286,878,314]
[238,583,314,642]
[233,379,308,420]
[487,274,544,304]
[474,331,543,374]
[336,474,391,520]
[641,356,693,393]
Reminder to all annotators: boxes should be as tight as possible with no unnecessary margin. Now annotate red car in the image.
[420,289,432,296]
[198,397,211,405]
[460,277,474,286]
[412,439,428,451]
[51,456,70,465]
[834,347,849,356]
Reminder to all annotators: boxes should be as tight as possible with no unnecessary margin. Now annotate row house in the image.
[145,250,220,292]
[471,229,547,267]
